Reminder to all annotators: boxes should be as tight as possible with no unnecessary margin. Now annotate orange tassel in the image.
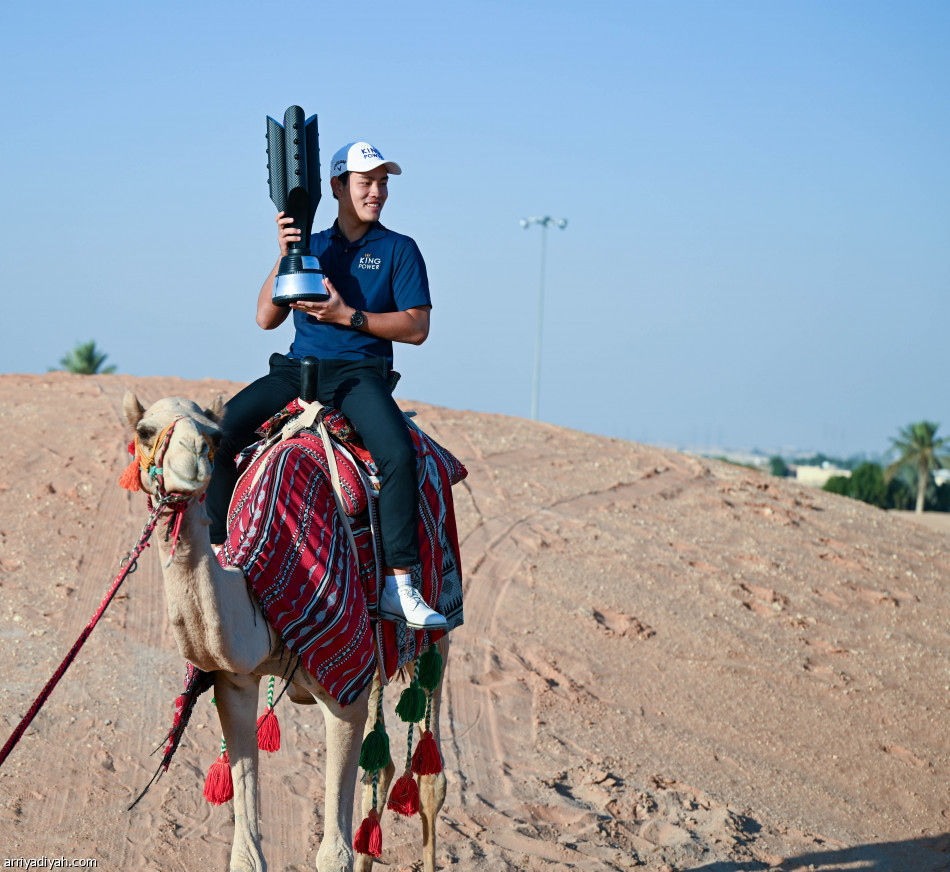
[202,751,233,804]
[257,708,280,753]
[118,456,141,492]
[411,730,442,776]
[353,808,382,857]
[387,770,419,817]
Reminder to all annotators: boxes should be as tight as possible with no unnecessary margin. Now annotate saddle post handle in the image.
[299,356,318,403]
[284,356,322,436]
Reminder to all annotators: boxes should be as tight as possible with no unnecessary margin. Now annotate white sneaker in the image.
[379,582,448,630]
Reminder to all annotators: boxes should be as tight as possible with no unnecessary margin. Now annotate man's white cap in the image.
[330,142,402,178]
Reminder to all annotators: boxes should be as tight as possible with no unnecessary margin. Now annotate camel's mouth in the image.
[160,449,215,496]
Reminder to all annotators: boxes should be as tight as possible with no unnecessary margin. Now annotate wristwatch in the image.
[350,309,366,329]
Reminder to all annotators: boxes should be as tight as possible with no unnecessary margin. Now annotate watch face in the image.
[351,310,365,328]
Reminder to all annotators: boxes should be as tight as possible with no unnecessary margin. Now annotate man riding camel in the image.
[206,140,447,631]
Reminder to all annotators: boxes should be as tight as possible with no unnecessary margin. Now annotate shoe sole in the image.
[378,608,449,631]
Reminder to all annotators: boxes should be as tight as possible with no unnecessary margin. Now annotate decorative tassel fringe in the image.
[395,684,427,723]
[170,694,186,732]
[118,457,141,492]
[387,770,420,817]
[202,751,233,805]
[257,708,280,752]
[353,808,383,857]
[359,720,390,772]
[411,730,442,776]
[416,644,442,691]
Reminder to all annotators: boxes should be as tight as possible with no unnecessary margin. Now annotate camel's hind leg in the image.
[355,669,396,872]
[419,634,450,872]
[213,671,265,872]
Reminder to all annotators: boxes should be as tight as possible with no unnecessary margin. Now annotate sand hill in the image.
[0,373,948,871]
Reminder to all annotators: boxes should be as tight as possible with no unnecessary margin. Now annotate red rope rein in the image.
[0,494,179,770]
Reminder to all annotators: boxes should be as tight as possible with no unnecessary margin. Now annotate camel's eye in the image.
[136,423,157,442]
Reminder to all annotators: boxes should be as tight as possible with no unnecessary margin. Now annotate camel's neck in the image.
[155,497,272,675]
[153,497,216,570]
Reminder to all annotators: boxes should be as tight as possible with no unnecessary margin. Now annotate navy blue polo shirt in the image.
[287,221,431,363]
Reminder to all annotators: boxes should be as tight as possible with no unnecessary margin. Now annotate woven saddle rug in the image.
[219,401,467,707]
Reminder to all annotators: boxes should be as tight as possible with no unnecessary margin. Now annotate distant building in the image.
[796,465,851,488]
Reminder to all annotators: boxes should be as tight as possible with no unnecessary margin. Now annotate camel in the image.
[122,391,450,872]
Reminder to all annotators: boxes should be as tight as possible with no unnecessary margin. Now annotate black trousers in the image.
[206,353,420,567]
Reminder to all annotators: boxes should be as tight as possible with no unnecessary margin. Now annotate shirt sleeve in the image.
[391,237,432,311]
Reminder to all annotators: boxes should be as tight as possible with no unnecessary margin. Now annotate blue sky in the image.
[1,1,947,457]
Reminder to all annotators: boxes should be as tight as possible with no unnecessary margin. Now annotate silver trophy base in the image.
[272,255,328,306]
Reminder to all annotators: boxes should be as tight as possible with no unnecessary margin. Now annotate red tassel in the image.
[353,808,383,857]
[411,730,442,776]
[202,751,233,805]
[118,457,141,492]
[387,770,420,817]
[257,707,280,752]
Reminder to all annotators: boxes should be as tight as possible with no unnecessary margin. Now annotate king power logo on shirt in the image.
[358,252,382,270]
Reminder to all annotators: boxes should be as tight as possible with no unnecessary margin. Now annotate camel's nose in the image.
[163,422,214,492]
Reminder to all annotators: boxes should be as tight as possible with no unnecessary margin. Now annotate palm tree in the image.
[886,421,949,513]
[57,340,116,375]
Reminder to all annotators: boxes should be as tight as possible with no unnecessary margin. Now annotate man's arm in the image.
[257,258,291,329]
[359,305,430,345]
[289,278,430,345]
[256,211,299,330]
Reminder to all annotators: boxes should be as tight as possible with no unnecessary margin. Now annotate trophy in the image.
[266,105,326,304]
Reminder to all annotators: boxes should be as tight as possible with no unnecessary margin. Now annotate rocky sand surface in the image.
[0,372,948,871]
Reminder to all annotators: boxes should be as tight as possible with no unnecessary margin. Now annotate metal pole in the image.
[531,223,547,421]
[520,216,567,421]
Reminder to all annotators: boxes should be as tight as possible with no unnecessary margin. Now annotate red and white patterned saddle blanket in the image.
[219,401,466,706]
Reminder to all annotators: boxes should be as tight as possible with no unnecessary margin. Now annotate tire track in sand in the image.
[439,424,563,865]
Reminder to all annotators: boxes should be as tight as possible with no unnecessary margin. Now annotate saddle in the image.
[220,399,466,706]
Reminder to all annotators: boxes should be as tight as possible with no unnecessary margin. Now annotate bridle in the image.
[127,415,218,559]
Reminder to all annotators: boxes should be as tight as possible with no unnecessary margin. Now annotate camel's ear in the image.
[204,394,225,423]
[123,391,145,429]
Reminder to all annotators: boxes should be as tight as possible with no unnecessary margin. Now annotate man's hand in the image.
[289,276,354,327]
[276,211,302,256]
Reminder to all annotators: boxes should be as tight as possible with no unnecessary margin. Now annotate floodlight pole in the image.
[520,216,567,420]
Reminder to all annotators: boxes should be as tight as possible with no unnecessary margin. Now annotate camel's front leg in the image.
[355,671,395,872]
[419,636,449,872]
[315,685,370,872]
[214,671,265,872]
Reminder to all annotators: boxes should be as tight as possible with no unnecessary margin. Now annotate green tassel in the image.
[416,644,442,691]
[359,720,390,772]
[395,684,427,723]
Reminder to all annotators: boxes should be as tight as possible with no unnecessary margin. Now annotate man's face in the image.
[337,166,389,225]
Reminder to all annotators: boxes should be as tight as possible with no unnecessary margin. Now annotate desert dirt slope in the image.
[0,372,949,871]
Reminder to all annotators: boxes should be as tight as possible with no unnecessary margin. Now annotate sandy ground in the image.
[0,372,949,871]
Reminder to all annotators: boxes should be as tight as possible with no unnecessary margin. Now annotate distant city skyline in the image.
[2,1,948,457]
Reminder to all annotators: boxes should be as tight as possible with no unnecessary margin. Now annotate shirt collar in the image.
[330,220,388,247]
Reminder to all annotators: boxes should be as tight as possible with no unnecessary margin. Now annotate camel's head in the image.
[122,392,224,498]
